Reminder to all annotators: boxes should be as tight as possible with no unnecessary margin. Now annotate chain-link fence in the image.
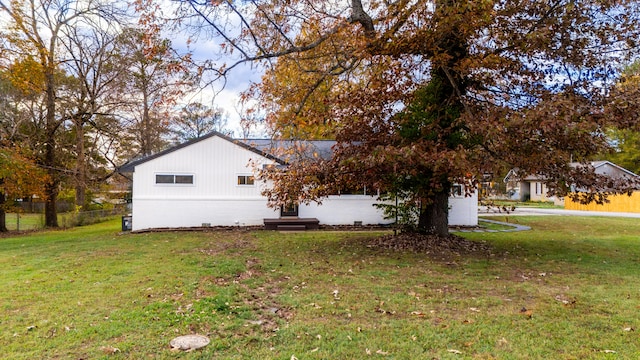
[5,207,127,231]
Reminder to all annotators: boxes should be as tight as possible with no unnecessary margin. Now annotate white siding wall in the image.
[448,191,478,226]
[129,135,478,230]
[301,193,477,227]
[132,198,280,229]
[131,136,276,231]
[299,195,392,225]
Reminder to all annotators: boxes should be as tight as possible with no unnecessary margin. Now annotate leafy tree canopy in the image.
[0,146,48,231]
[602,61,640,174]
[150,0,640,235]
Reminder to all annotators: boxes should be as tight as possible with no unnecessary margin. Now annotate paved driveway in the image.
[480,207,640,218]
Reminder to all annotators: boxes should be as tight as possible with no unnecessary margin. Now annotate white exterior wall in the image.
[448,191,478,226]
[299,193,478,227]
[128,135,478,230]
[130,136,277,231]
[132,198,280,230]
[299,195,392,225]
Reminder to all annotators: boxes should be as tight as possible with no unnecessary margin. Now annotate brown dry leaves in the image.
[363,233,493,259]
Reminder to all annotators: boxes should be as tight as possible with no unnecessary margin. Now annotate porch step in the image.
[264,217,320,231]
[276,224,307,231]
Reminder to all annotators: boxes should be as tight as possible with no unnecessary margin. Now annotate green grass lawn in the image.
[480,199,563,209]
[1,217,639,359]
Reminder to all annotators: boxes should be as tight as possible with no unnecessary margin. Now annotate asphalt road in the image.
[480,207,640,218]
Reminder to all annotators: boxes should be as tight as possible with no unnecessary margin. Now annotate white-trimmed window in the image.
[237,175,255,186]
[155,174,194,185]
[451,184,463,197]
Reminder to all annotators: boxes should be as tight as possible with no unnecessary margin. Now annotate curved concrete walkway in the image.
[455,218,531,233]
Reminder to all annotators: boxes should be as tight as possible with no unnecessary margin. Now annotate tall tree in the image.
[59,21,129,209]
[0,0,124,227]
[0,72,47,232]
[171,102,228,142]
[160,0,640,236]
[116,27,191,157]
[0,146,47,232]
[602,62,640,174]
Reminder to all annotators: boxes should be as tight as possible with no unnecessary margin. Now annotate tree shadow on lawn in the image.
[264,229,636,280]
[280,231,497,265]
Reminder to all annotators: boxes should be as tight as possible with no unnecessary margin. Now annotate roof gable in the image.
[118,132,288,173]
[504,161,639,183]
[588,160,639,178]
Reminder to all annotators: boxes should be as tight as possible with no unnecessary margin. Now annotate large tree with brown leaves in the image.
[0,0,126,227]
[165,0,640,236]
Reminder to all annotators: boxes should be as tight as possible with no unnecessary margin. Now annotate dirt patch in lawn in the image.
[0,229,40,238]
[363,233,494,259]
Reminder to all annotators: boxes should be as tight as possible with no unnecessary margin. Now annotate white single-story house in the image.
[118,132,478,231]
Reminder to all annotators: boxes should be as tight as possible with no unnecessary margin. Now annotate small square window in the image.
[175,175,194,184]
[237,175,255,185]
[156,174,174,184]
[451,184,463,197]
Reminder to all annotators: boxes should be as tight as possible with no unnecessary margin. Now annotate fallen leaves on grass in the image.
[364,233,492,258]
[365,348,390,355]
[100,346,121,354]
[375,301,396,315]
[554,294,577,306]
[519,307,533,319]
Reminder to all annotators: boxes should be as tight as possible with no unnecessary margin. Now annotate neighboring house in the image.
[504,161,640,207]
[119,132,478,231]
[503,171,557,203]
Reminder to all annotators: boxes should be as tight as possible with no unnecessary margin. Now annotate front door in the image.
[280,203,299,217]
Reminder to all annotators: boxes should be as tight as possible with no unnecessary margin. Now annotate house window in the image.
[237,175,255,186]
[334,186,367,195]
[281,203,299,217]
[175,175,193,184]
[451,184,463,197]
[155,174,194,185]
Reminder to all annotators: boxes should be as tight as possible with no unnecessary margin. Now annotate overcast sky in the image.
[165,6,267,138]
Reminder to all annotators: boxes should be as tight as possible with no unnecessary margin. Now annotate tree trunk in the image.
[75,115,86,210]
[142,74,152,156]
[418,188,450,237]
[44,59,59,228]
[0,189,7,232]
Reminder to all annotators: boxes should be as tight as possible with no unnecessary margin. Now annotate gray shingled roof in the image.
[238,139,336,161]
[118,132,336,173]
[504,160,639,183]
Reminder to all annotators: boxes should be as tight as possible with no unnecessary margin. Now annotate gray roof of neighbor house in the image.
[503,160,639,183]
[581,160,639,178]
[118,131,336,173]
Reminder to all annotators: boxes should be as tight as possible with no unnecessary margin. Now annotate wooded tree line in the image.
[0,0,228,230]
